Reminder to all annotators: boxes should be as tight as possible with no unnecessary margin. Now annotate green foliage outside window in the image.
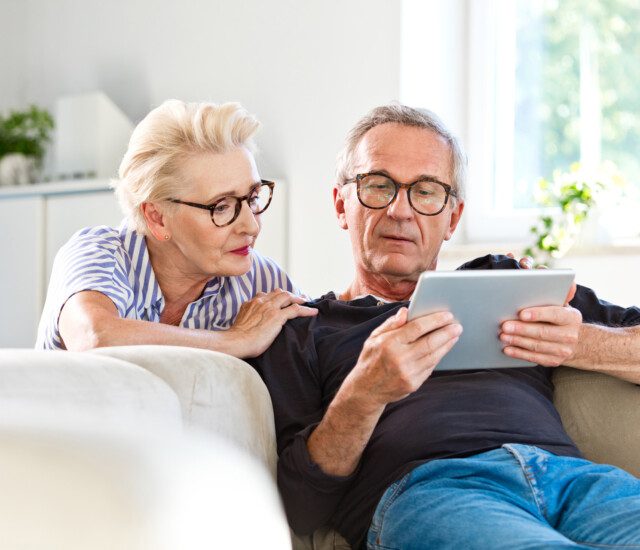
[514,0,640,206]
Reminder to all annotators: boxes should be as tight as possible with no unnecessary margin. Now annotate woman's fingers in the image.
[281,303,319,321]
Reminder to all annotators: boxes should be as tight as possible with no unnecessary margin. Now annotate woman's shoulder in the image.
[63,223,125,252]
[55,222,131,269]
[230,249,305,296]
[249,249,287,275]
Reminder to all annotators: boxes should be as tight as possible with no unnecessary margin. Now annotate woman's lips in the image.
[230,246,251,256]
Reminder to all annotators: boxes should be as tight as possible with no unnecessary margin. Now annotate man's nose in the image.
[386,188,413,220]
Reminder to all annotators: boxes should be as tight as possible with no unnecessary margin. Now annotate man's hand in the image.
[343,308,462,409]
[506,252,536,269]
[500,304,582,367]
[307,307,461,477]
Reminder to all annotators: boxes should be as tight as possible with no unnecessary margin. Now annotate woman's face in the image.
[163,147,263,278]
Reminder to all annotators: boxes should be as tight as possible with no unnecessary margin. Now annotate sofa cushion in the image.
[91,345,278,474]
[553,366,640,477]
[0,426,291,549]
[0,349,182,433]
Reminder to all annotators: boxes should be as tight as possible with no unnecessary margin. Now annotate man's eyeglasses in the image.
[343,172,457,216]
[169,180,274,227]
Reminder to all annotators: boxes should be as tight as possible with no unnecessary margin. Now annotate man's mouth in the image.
[381,234,414,244]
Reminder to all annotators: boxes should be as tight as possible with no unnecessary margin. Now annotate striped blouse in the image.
[36,221,303,350]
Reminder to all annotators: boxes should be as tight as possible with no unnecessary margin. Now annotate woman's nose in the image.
[235,200,260,235]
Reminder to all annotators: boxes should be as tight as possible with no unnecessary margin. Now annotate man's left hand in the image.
[500,304,582,367]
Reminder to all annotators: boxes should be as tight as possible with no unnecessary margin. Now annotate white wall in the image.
[0,0,27,110]
[15,0,401,297]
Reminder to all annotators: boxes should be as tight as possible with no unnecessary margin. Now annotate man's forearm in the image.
[568,324,640,384]
[307,378,385,477]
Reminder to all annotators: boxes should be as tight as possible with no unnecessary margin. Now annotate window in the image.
[466,0,640,241]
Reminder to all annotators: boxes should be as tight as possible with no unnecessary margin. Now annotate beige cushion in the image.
[0,426,291,550]
[91,345,278,475]
[0,349,182,433]
[553,366,640,478]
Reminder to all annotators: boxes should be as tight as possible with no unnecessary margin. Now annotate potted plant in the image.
[523,162,629,266]
[0,105,54,186]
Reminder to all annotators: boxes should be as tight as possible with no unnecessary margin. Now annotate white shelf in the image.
[0,179,112,200]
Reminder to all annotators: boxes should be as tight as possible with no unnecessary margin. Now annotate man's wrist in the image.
[336,375,386,419]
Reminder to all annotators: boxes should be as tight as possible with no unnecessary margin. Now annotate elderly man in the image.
[250,105,640,549]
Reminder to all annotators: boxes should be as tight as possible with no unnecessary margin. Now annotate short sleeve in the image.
[35,226,133,349]
[570,284,640,326]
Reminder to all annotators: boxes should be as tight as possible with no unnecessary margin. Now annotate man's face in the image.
[334,123,464,283]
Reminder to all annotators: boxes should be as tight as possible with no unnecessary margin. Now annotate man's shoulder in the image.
[456,254,521,271]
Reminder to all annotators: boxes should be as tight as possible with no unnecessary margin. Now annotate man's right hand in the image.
[343,307,462,409]
[306,307,461,477]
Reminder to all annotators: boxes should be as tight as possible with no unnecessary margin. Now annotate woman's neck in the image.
[145,236,209,308]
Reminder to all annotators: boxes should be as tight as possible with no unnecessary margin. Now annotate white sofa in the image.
[0,345,638,550]
[0,346,290,549]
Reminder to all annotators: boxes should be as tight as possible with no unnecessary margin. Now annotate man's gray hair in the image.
[336,104,467,201]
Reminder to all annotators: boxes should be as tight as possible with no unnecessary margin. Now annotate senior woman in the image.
[36,100,315,357]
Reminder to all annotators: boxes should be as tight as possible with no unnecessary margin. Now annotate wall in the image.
[0,0,27,110]
[5,0,637,307]
[16,0,402,297]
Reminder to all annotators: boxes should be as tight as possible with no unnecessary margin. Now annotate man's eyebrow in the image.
[368,169,446,183]
[204,181,261,204]
[413,174,448,183]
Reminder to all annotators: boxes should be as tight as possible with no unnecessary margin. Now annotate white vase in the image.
[0,153,39,186]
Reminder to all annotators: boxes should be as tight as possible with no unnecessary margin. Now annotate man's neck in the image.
[340,273,420,302]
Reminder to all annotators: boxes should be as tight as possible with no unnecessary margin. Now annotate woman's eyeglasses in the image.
[169,180,274,227]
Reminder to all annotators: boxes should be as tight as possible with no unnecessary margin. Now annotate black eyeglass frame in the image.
[169,180,275,227]
[343,172,458,216]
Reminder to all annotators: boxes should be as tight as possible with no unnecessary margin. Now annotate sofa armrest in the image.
[0,349,182,433]
[91,346,277,475]
[553,366,640,477]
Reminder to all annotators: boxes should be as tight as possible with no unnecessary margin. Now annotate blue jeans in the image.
[367,444,640,549]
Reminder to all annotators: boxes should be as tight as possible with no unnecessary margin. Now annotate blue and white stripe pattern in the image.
[36,221,303,350]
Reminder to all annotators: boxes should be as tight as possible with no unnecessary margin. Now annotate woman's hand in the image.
[227,289,318,358]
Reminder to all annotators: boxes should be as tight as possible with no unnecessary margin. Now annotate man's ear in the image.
[333,185,349,230]
[141,202,169,241]
[444,200,464,241]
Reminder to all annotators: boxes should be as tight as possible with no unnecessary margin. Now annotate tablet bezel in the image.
[407,269,576,371]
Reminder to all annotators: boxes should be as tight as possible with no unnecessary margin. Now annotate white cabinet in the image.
[0,180,122,347]
[0,196,43,347]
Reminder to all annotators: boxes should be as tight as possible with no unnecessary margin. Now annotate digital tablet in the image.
[407,269,576,371]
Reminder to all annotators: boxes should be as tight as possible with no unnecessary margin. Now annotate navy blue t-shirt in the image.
[250,255,640,548]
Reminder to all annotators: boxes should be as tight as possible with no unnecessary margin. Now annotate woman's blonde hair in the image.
[113,100,260,234]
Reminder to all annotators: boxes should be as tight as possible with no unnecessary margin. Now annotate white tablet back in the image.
[407,269,575,370]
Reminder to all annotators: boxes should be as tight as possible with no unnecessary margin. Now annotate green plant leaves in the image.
[0,105,54,163]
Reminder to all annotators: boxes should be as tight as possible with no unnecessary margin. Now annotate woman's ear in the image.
[333,185,349,230]
[141,202,170,241]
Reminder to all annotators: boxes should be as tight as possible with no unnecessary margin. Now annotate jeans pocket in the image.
[368,472,412,543]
